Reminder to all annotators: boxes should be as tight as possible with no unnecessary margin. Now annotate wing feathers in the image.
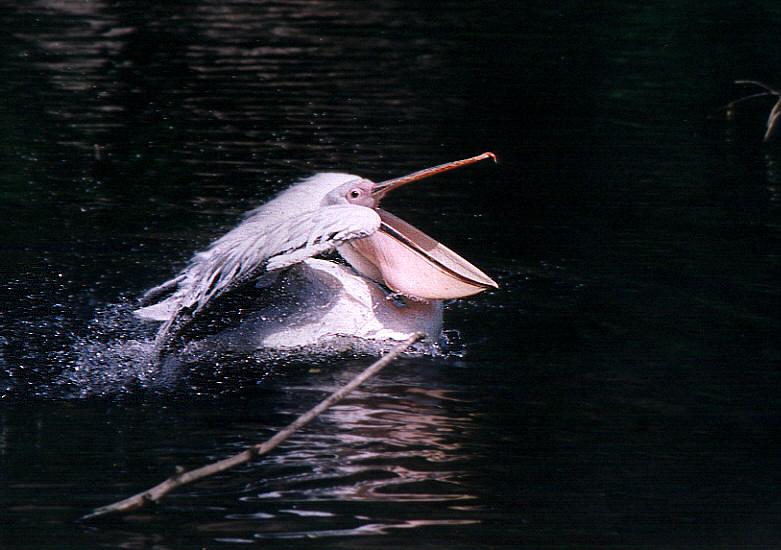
[139,202,380,353]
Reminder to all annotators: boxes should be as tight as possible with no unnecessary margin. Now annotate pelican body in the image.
[135,153,498,353]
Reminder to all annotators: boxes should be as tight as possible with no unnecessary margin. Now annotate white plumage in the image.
[137,174,376,318]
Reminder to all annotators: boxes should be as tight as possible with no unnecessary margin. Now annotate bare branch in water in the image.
[765,97,781,142]
[722,80,781,141]
[79,333,424,522]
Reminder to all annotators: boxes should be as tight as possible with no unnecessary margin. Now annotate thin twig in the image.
[720,90,775,112]
[80,333,424,522]
[734,79,780,93]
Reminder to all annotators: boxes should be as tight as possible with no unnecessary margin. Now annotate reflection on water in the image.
[247,519,480,541]
[8,0,463,177]
[204,384,483,540]
[247,392,475,502]
[1,368,493,545]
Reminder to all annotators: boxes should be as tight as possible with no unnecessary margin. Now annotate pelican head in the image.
[333,152,499,301]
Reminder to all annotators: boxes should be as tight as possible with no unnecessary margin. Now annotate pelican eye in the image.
[349,189,361,199]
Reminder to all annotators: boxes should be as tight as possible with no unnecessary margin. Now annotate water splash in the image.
[53,300,460,398]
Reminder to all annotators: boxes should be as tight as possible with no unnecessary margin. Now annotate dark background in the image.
[1,1,779,548]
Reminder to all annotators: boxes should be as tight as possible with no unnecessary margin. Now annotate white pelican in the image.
[135,153,498,354]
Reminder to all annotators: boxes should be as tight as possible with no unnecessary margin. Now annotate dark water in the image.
[1,1,780,548]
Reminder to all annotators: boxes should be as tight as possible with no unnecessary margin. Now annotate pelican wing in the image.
[142,204,380,353]
[265,206,381,271]
[185,204,380,312]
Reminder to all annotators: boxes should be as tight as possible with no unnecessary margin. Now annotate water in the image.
[1,1,780,548]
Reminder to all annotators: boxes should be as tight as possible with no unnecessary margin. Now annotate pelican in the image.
[135,152,498,354]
